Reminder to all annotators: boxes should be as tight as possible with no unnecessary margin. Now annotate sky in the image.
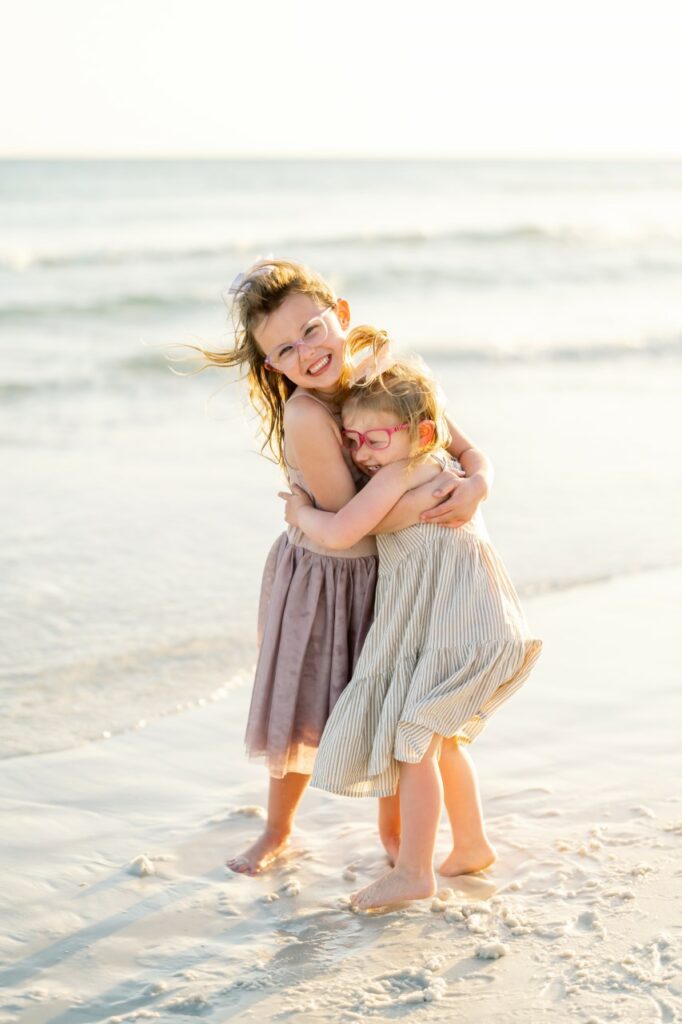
[2,0,682,159]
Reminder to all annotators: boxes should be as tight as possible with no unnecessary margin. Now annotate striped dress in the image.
[310,455,542,798]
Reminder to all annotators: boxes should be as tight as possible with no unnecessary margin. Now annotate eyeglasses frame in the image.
[263,306,335,372]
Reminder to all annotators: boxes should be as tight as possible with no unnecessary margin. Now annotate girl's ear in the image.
[335,298,351,329]
[418,420,436,448]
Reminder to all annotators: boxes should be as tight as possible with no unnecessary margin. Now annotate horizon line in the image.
[2,152,682,163]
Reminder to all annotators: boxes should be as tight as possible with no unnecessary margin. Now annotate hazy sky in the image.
[2,0,681,158]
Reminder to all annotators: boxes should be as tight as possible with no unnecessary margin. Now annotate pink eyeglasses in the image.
[341,423,409,452]
[263,307,334,372]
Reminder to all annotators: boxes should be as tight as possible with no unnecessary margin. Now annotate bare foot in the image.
[437,841,497,877]
[226,829,290,876]
[350,866,436,911]
[380,833,401,867]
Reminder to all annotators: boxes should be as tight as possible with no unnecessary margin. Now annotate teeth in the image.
[308,354,331,374]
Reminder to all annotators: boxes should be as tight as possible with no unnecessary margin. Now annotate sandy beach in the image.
[1,565,680,1023]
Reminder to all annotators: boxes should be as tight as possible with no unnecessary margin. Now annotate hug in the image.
[192,258,541,910]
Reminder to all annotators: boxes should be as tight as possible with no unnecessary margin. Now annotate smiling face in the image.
[253,292,350,394]
[341,406,415,476]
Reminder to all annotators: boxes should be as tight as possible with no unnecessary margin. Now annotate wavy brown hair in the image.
[183,258,337,465]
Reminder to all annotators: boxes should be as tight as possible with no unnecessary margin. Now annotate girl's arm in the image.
[281,462,419,550]
[283,397,357,511]
[373,420,493,532]
[422,417,493,525]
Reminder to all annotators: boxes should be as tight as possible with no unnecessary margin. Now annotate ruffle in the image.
[311,637,542,797]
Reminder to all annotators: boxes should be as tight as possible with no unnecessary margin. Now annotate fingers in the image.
[421,505,455,521]
[432,476,464,499]
[277,491,292,500]
[421,506,471,525]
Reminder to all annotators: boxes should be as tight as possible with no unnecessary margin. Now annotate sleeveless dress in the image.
[245,390,378,779]
[311,452,542,798]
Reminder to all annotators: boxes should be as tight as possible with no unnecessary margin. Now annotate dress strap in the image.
[285,389,340,415]
[431,449,462,473]
[283,389,342,472]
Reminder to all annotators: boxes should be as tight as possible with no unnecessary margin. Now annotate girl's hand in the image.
[420,471,488,528]
[278,484,313,527]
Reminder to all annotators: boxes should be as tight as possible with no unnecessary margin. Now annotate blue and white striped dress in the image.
[310,455,542,798]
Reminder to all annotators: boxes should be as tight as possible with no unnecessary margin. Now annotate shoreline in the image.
[4,558,681,765]
[1,566,680,1022]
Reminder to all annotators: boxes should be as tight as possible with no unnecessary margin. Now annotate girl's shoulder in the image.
[284,389,340,424]
[284,391,341,435]
[283,390,346,471]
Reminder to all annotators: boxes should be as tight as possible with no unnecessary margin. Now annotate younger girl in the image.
[193,259,494,875]
[281,335,542,909]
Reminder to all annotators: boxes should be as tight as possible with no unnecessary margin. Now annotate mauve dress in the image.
[245,390,378,778]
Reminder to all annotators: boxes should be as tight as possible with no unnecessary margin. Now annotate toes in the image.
[226,856,252,875]
[350,889,369,909]
[351,888,374,911]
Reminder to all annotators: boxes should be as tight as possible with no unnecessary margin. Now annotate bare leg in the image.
[226,771,310,875]
[377,793,401,865]
[351,736,442,910]
[437,738,496,876]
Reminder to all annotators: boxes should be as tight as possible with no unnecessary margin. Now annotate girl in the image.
[281,337,542,910]
[191,259,494,876]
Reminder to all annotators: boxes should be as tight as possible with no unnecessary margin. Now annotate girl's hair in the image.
[184,258,334,465]
[342,326,451,459]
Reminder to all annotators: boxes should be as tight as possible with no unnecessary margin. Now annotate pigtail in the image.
[338,325,393,393]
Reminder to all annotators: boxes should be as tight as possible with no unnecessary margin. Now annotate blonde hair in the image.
[341,326,451,460]
[182,258,385,466]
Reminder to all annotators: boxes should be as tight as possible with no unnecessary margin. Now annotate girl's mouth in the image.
[306,353,332,377]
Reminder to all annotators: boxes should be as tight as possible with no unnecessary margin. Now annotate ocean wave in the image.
[0,291,213,322]
[416,333,682,364]
[1,223,675,273]
[3,252,681,321]
[2,333,680,402]
[123,333,682,373]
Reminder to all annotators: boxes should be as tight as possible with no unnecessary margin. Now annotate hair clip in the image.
[228,271,247,295]
[227,254,277,296]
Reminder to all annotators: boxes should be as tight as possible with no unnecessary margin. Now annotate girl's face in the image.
[341,406,414,476]
[254,292,350,394]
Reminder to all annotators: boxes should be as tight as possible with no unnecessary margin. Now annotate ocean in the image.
[2,158,681,758]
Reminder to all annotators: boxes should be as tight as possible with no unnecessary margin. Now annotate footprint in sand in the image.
[436,873,496,900]
[217,892,240,916]
[354,962,447,1009]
